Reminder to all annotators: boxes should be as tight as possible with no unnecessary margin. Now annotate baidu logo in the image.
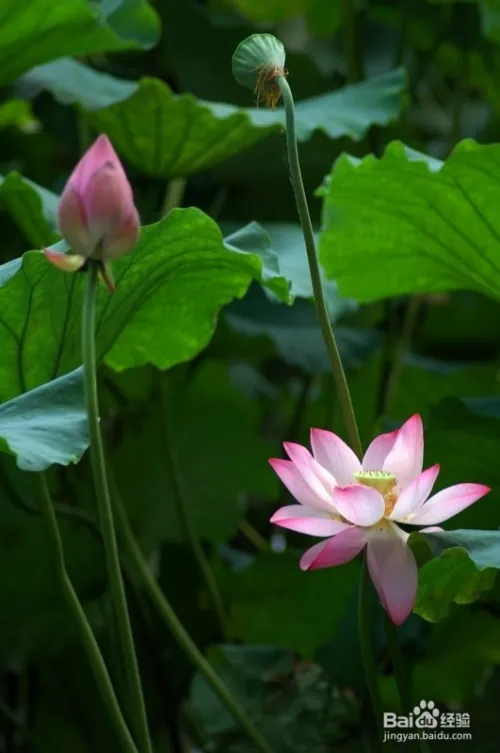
[413,701,440,728]
[384,700,440,730]
[383,699,471,743]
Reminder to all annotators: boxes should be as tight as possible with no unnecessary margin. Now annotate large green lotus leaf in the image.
[226,285,380,373]
[111,361,277,544]
[97,0,160,49]
[412,534,500,622]
[0,0,159,86]
[425,529,500,568]
[223,221,346,302]
[17,59,138,111]
[319,140,500,303]
[85,69,406,178]
[0,172,58,248]
[411,523,500,625]
[223,222,381,372]
[0,368,87,471]
[0,208,289,402]
[219,551,359,657]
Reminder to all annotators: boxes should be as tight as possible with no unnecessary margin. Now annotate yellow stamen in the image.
[253,64,287,108]
[353,471,398,517]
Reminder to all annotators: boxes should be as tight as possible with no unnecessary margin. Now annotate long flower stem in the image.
[158,374,230,640]
[358,556,383,743]
[113,499,277,753]
[82,262,152,753]
[36,474,139,753]
[276,75,362,458]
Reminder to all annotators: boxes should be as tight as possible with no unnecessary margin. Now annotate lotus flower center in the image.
[353,471,398,516]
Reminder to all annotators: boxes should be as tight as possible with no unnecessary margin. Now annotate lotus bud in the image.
[53,135,140,264]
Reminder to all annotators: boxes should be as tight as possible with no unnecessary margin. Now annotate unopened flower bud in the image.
[232,34,287,108]
[57,134,140,262]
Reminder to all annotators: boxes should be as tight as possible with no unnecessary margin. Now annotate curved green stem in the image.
[358,556,383,743]
[36,474,139,753]
[158,374,230,640]
[276,75,362,458]
[113,499,277,753]
[82,262,152,753]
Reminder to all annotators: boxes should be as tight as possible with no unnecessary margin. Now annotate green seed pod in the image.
[232,34,286,107]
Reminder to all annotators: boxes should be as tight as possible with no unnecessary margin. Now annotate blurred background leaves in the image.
[1,0,500,751]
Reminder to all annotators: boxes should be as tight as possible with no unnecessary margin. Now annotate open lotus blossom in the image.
[269,414,489,624]
[44,134,140,289]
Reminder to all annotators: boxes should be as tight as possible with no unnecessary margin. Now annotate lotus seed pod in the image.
[232,34,286,107]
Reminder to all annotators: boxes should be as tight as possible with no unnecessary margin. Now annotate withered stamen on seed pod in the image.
[253,64,288,108]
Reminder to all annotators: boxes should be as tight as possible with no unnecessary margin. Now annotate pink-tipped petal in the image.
[268,458,333,512]
[283,442,311,464]
[43,249,86,272]
[300,527,367,571]
[390,465,440,521]
[57,185,91,256]
[284,442,336,493]
[310,428,361,485]
[333,485,385,527]
[407,483,490,526]
[271,505,352,536]
[70,134,129,195]
[362,428,398,470]
[83,164,133,243]
[102,207,140,261]
[382,414,424,491]
[367,527,418,625]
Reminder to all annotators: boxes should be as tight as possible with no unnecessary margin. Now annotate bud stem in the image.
[82,261,153,753]
[276,75,362,458]
[36,473,139,753]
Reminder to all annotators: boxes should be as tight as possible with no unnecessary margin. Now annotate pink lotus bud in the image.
[57,134,140,262]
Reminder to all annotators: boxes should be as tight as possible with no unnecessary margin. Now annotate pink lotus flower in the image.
[44,135,140,283]
[269,415,489,624]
